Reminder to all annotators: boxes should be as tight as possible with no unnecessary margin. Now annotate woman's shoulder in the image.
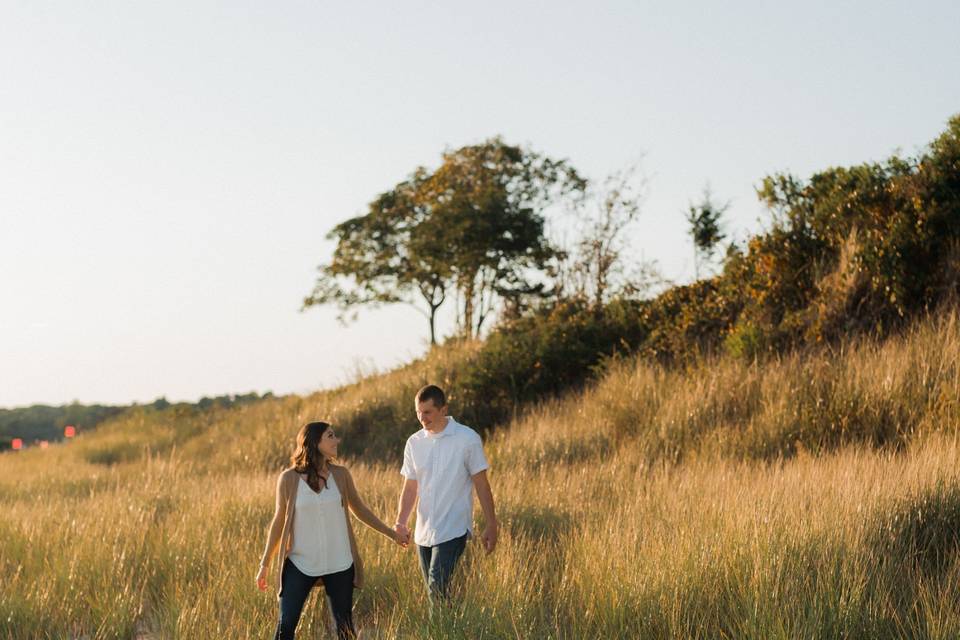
[329,464,355,487]
[328,463,350,476]
[278,467,301,484]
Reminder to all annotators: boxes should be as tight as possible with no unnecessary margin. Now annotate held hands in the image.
[393,523,411,549]
[255,565,268,591]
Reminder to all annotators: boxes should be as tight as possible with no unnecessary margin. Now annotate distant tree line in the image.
[0,391,273,451]
[149,391,271,413]
[0,403,125,450]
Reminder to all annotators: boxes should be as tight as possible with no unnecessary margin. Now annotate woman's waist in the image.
[290,513,351,545]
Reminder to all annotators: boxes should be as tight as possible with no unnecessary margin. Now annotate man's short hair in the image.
[415,385,446,408]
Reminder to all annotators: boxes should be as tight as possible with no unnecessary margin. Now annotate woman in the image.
[257,421,400,639]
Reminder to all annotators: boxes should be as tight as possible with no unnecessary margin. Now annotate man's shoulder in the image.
[450,421,482,442]
[406,429,428,445]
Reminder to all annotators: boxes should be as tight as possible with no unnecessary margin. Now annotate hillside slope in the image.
[1,309,959,638]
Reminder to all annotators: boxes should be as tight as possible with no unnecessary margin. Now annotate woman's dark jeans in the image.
[274,558,355,640]
[417,532,468,603]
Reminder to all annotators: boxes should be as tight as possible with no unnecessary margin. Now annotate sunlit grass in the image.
[2,311,959,638]
[495,309,959,468]
[5,435,960,638]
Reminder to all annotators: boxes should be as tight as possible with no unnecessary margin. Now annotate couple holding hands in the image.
[257,385,498,639]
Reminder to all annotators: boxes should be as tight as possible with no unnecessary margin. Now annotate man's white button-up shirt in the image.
[400,417,489,547]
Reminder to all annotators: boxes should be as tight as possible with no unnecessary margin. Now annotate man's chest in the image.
[409,438,467,480]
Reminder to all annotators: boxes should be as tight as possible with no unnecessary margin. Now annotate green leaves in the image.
[303,138,585,343]
[686,186,729,280]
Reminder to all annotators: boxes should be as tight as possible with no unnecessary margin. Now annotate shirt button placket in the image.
[430,438,443,524]
[430,439,437,517]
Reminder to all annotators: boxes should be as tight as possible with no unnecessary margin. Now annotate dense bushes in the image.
[458,298,649,425]
[722,115,960,353]
[636,278,743,362]
[603,114,960,365]
[452,115,960,423]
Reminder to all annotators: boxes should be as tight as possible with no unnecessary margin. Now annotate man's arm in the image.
[472,470,498,553]
[394,478,418,548]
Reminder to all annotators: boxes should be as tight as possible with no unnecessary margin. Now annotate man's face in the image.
[416,398,448,432]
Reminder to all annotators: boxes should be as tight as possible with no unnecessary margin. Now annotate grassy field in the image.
[1,311,959,639]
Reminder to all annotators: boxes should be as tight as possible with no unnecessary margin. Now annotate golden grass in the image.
[2,311,959,638]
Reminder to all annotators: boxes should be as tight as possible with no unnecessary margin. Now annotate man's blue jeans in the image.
[417,532,467,602]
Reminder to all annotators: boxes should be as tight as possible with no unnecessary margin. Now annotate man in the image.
[394,384,498,602]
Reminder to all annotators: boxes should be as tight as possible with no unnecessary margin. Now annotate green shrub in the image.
[460,298,649,424]
[723,320,768,360]
[744,115,960,347]
[638,278,744,363]
[638,114,960,365]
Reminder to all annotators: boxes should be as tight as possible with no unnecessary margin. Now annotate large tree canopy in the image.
[303,138,585,344]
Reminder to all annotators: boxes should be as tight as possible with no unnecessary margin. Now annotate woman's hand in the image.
[393,523,410,548]
[256,565,269,591]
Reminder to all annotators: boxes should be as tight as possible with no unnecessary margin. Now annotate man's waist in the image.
[414,528,472,546]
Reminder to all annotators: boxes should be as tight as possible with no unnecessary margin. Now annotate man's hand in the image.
[256,565,269,591]
[480,522,498,554]
[472,470,498,554]
[394,523,410,549]
[395,478,418,550]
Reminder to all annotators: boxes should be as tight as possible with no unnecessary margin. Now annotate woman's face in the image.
[317,427,339,460]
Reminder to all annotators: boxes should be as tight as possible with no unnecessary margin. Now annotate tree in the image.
[686,186,729,280]
[422,139,585,336]
[303,138,585,344]
[560,165,657,307]
[302,169,451,345]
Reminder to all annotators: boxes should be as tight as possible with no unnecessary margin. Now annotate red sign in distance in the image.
[64,425,76,438]
[11,438,23,450]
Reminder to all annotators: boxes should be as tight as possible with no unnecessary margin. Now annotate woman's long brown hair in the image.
[290,422,332,492]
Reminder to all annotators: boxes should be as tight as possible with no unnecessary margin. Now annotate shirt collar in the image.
[425,416,457,438]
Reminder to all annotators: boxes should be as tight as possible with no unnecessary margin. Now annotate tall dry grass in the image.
[1,310,959,638]
[496,309,959,469]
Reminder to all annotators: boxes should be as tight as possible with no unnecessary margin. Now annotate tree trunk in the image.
[419,283,445,346]
[461,276,476,339]
[475,267,500,337]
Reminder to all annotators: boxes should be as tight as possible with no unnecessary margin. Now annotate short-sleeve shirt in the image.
[400,417,489,546]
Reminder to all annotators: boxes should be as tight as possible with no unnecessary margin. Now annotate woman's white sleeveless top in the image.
[287,473,353,576]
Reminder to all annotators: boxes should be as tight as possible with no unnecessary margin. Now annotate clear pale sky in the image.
[2,1,958,408]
